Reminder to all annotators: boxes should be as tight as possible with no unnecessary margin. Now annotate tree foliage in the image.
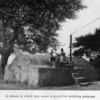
[0,0,85,51]
[0,0,85,75]
[73,28,100,69]
[73,29,100,57]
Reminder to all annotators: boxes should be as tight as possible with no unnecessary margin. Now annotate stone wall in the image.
[38,68,75,87]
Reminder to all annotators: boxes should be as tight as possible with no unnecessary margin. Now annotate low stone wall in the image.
[38,68,75,87]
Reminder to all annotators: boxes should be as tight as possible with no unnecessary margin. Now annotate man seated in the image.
[60,48,70,67]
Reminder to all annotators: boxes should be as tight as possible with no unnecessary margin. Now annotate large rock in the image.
[4,50,52,86]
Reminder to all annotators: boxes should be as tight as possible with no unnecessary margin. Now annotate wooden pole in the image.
[70,34,72,62]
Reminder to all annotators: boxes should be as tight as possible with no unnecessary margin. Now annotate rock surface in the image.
[4,50,51,86]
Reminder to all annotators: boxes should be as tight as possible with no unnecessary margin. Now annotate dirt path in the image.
[0,80,100,90]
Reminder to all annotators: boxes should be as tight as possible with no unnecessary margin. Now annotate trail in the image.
[0,80,100,90]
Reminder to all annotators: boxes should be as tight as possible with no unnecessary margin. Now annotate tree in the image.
[73,28,100,70]
[0,0,85,75]
[73,29,100,57]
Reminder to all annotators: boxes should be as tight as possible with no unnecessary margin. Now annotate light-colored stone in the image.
[4,49,51,86]
[28,68,39,87]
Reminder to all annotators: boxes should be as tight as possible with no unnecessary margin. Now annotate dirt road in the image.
[0,80,100,90]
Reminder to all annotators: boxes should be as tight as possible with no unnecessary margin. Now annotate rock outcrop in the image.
[4,50,51,86]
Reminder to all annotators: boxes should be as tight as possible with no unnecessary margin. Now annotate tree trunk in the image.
[0,46,13,78]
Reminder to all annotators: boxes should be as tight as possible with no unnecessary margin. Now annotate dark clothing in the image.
[61,51,65,56]
[51,56,55,62]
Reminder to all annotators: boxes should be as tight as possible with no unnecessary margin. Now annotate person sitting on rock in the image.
[60,48,68,67]
[60,48,65,56]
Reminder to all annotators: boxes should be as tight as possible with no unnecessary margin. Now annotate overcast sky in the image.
[57,0,100,56]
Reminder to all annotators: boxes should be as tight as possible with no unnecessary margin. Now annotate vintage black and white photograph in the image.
[0,0,100,90]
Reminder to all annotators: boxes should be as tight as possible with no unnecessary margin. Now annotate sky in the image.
[57,0,100,56]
